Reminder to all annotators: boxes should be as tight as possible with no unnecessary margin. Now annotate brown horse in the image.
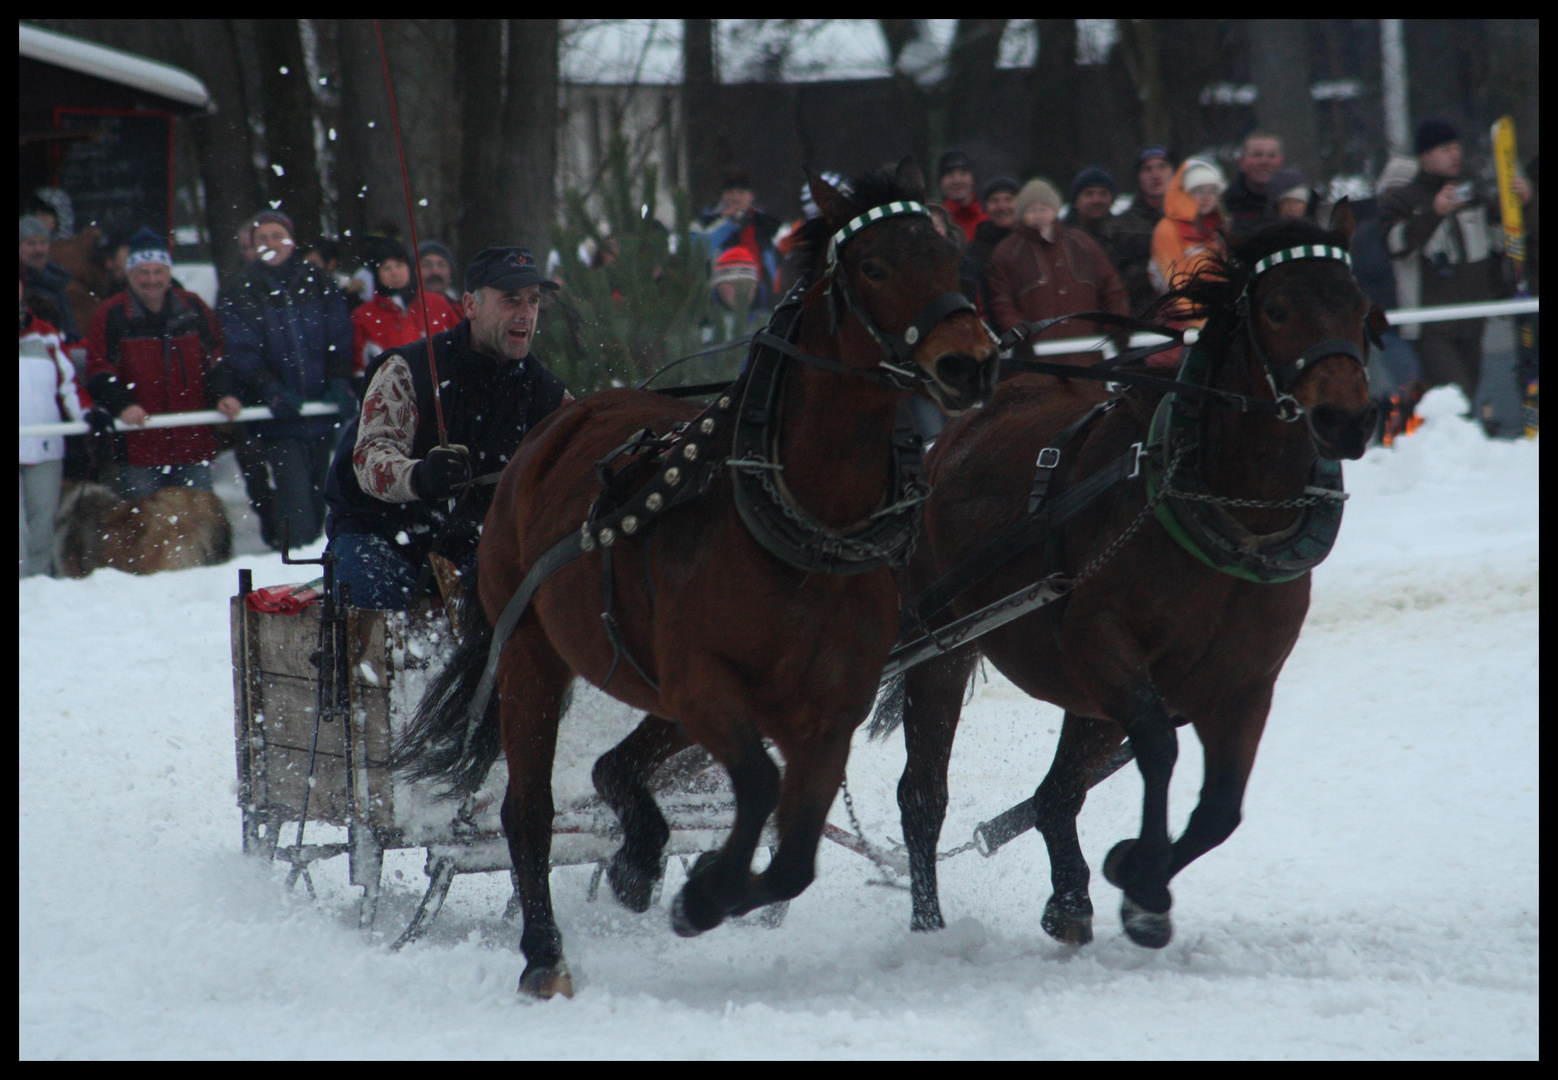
[881,212,1380,949]
[394,162,998,997]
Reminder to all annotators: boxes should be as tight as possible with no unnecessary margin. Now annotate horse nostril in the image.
[934,352,980,390]
[1310,403,1377,459]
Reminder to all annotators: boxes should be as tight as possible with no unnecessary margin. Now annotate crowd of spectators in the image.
[18,113,1537,578]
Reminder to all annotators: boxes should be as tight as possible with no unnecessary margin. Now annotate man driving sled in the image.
[323,247,570,609]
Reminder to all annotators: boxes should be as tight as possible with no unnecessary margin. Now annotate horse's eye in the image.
[1264,302,1288,323]
[860,260,887,282]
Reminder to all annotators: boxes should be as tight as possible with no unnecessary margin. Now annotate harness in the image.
[459,200,977,744]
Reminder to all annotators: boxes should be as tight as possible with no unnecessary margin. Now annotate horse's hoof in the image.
[1042,894,1094,946]
[606,851,658,914]
[670,886,721,938]
[1121,897,1173,949]
[518,962,575,999]
[1102,839,1136,889]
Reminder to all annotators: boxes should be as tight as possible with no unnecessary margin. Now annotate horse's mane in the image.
[1148,218,1354,326]
[787,169,928,283]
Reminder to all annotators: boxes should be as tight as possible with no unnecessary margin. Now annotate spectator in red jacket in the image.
[351,237,461,384]
[84,229,240,500]
[20,279,92,577]
[939,150,989,242]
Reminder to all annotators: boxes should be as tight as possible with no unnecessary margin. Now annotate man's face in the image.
[1420,141,1462,179]
[1138,157,1173,200]
[985,190,1016,228]
[378,258,411,291]
[420,253,452,293]
[253,223,294,265]
[19,235,50,271]
[941,168,975,204]
[1240,137,1283,188]
[1074,186,1114,221]
[128,263,173,309]
[237,226,256,263]
[464,284,542,361]
[721,187,754,220]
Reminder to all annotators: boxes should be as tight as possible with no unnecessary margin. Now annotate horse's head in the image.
[805,161,998,415]
[1239,203,1381,460]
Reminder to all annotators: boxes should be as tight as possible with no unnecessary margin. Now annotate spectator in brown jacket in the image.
[987,178,1129,365]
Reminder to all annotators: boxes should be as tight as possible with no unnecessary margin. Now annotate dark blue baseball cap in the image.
[464,246,558,294]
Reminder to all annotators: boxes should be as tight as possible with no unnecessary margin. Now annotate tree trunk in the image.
[253,19,324,241]
[683,19,722,214]
[456,20,505,261]
[1249,20,1321,179]
[945,20,1009,175]
[1117,19,1172,148]
[1030,20,1079,183]
[334,20,403,248]
[500,19,559,257]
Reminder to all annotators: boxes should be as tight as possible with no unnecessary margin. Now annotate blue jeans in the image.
[110,462,213,501]
[328,533,427,610]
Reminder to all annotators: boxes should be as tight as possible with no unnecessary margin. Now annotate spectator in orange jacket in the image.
[350,237,461,384]
[986,178,1129,365]
[1151,158,1229,304]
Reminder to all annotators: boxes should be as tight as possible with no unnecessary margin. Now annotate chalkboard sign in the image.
[54,110,173,237]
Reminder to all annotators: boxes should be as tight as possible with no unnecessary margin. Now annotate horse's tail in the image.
[392,564,503,797]
[867,673,907,741]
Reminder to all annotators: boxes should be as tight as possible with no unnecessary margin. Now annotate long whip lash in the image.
[374,18,449,447]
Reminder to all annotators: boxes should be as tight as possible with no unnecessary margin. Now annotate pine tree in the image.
[550,136,740,393]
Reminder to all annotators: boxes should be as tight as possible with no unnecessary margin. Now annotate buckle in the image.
[1127,441,1146,479]
[1036,447,1061,470]
[1274,394,1304,423]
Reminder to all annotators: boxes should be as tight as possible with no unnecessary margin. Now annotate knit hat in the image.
[1266,168,1311,207]
[980,176,1020,202]
[1136,145,1172,167]
[938,150,974,177]
[1414,118,1459,156]
[1013,178,1063,219]
[124,227,173,271]
[1180,159,1227,196]
[18,215,50,242]
[249,209,295,236]
[1069,166,1118,202]
[712,246,760,286]
[363,236,411,274]
[417,239,454,264]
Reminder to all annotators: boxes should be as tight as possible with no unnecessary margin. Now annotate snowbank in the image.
[20,398,1537,1058]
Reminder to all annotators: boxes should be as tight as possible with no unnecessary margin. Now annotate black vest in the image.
[324,320,569,563]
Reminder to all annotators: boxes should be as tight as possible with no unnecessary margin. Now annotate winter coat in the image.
[1110,195,1165,316]
[942,197,989,243]
[1223,173,1271,242]
[350,290,462,377]
[19,312,91,465]
[85,288,226,467]
[1379,169,1506,340]
[1151,161,1228,311]
[324,320,571,565]
[23,261,80,340]
[694,208,784,310]
[964,219,1013,316]
[986,224,1130,365]
[217,258,354,440]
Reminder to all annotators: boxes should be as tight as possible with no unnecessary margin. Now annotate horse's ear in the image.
[1331,197,1355,246]
[895,156,927,202]
[805,168,852,224]
[1366,303,1389,349]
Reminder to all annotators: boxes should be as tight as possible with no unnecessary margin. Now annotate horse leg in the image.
[1033,712,1126,945]
[591,713,689,912]
[1167,687,1269,881]
[496,630,575,998]
[734,715,857,917]
[669,713,779,937]
[896,646,979,932]
[1097,682,1179,949]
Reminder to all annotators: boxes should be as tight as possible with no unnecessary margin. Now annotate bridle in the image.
[752,201,987,393]
[1235,244,1371,423]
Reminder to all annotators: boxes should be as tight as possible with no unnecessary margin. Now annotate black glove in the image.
[86,407,117,434]
[324,377,359,425]
[412,445,471,503]
[266,383,303,420]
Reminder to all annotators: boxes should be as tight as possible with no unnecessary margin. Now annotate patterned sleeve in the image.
[352,355,420,502]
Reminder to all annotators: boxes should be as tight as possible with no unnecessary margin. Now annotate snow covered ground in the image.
[20,389,1538,1058]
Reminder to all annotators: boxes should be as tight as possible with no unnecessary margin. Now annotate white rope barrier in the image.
[15,299,1540,439]
[1029,296,1540,357]
[18,402,340,440]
